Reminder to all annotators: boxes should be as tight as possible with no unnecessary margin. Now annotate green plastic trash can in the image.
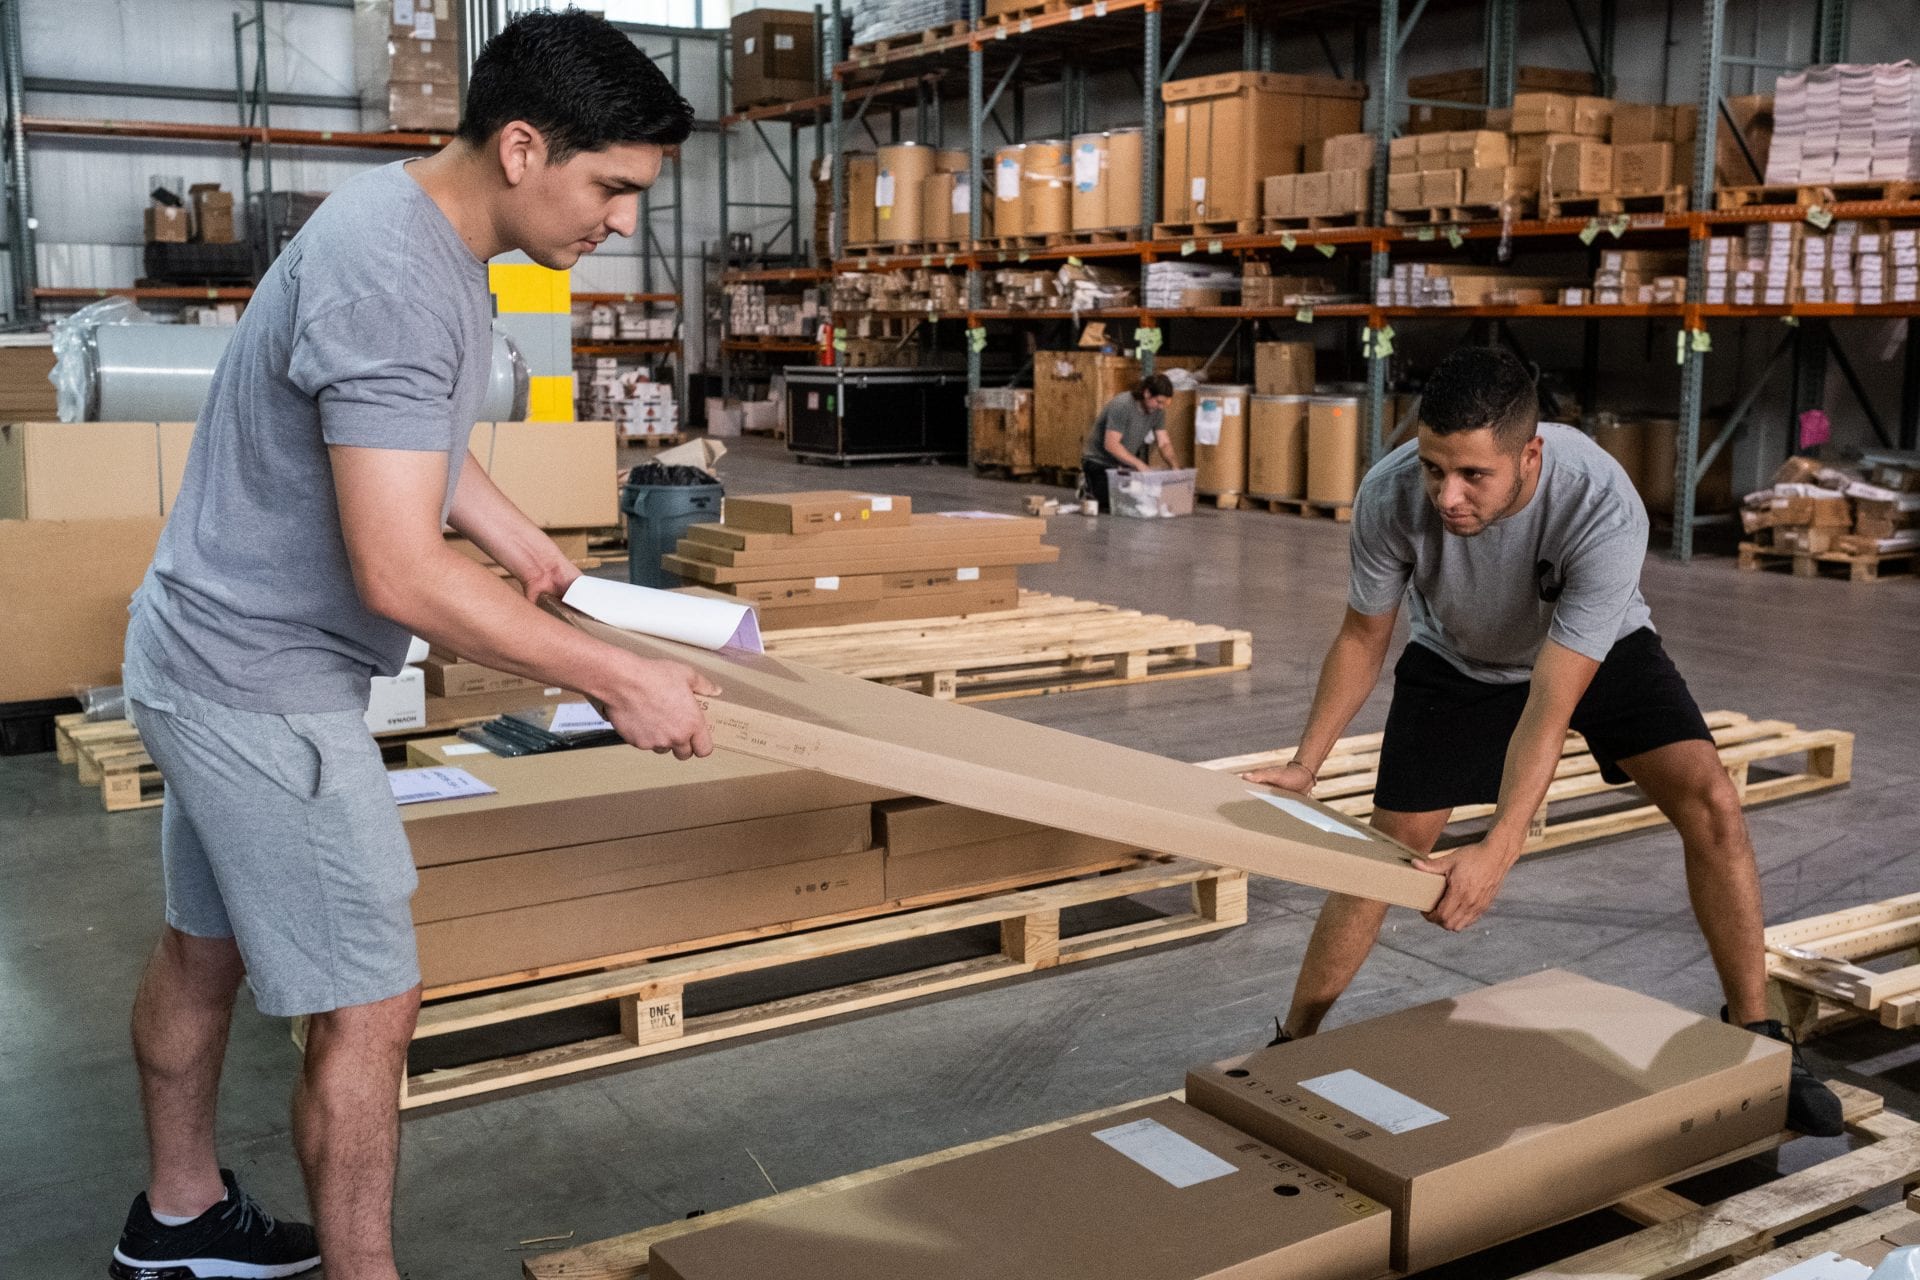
[622,480,723,588]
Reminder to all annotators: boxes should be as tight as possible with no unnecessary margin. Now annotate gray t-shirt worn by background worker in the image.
[1347,422,1655,684]
[1082,391,1163,466]
[127,161,494,714]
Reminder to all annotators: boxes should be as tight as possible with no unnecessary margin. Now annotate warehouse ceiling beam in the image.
[1160,0,1214,83]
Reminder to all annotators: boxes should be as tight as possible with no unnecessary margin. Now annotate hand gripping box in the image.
[1186,970,1789,1273]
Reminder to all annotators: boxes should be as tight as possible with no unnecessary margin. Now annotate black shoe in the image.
[1267,1017,1294,1048]
[1721,1005,1846,1138]
[109,1169,319,1279]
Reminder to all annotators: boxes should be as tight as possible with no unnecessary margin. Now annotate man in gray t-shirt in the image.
[1241,347,1839,1137]
[1080,375,1176,511]
[109,14,717,1280]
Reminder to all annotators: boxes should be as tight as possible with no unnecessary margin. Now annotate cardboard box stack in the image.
[1573,247,1689,306]
[729,9,816,113]
[1379,261,1571,307]
[831,268,971,315]
[1262,132,1374,224]
[1144,260,1240,308]
[354,0,462,132]
[1387,128,1523,215]
[0,336,58,420]
[1404,65,1600,134]
[662,492,1057,629]
[188,183,237,243]
[726,281,823,338]
[1704,220,1917,306]
[578,365,679,442]
[1767,62,1920,186]
[1240,264,1340,308]
[1161,72,1367,226]
[846,0,963,48]
[640,970,1788,1280]
[144,196,189,245]
[1743,455,1920,557]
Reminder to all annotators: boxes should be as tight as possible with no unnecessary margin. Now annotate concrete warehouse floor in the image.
[6,434,1919,1278]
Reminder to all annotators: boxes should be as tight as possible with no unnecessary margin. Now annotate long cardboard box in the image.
[663,542,1057,583]
[421,652,545,698]
[1,517,165,702]
[414,803,873,923]
[1185,970,1791,1273]
[686,512,1045,553]
[399,745,899,869]
[723,491,911,533]
[885,826,1140,899]
[753,582,1019,630]
[647,1097,1392,1280]
[0,421,196,520]
[416,848,884,986]
[554,604,1442,908]
[713,565,1022,609]
[875,797,1047,856]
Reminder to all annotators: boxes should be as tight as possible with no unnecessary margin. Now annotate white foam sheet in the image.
[563,576,762,654]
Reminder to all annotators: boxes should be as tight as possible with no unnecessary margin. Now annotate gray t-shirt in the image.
[128,161,494,714]
[1348,423,1654,683]
[1082,391,1163,465]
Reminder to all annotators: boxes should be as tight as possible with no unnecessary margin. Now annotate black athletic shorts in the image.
[1371,627,1715,814]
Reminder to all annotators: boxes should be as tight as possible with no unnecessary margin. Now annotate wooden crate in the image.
[759,591,1252,702]
[524,1083,1915,1280]
[1767,894,1920,1040]
[333,856,1246,1110]
[1202,709,1852,857]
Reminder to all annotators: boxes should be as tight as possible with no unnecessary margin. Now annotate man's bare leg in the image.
[132,926,246,1218]
[292,985,422,1280]
[1283,806,1454,1038]
[1615,740,1768,1025]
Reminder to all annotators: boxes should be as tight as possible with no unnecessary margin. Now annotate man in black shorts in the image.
[1243,346,1841,1135]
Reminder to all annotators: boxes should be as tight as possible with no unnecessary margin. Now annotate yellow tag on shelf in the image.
[1674,331,1688,364]
[945,254,956,267]
[1068,255,1083,266]
[1180,240,1197,256]
[1609,214,1631,238]
[1781,315,1800,327]
[966,326,988,353]
[1280,232,1298,251]
[1017,251,1029,262]
[1135,326,1163,354]
[921,256,932,267]
[1374,327,1395,358]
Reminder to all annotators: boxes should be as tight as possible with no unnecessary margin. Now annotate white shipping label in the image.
[1755,1255,1873,1280]
[814,576,841,590]
[938,510,1017,519]
[1092,1118,1237,1189]
[549,702,614,734]
[393,0,414,24]
[807,391,820,410]
[412,10,436,39]
[419,81,435,95]
[389,767,497,806]
[1073,144,1101,191]
[952,182,971,215]
[957,567,980,581]
[865,495,894,511]
[1190,176,1207,201]
[441,742,489,756]
[1194,400,1223,445]
[1299,1069,1449,1135]
[1250,790,1371,841]
[1223,397,1241,415]
[1170,106,1186,124]
[875,172,895,210]
[743,36,756,54]
[774,33,795,49]
[997,158,1021,201]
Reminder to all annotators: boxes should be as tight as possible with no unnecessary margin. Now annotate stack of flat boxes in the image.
[577,363,678,441]
[728,283,822,338]
[1261,133,1374,222]
[831,269,971,316]
[1241,264,1339,307]
[354,0,462,132]
[1386,129,1517,213]
[1381,261,1569,307]
[1745,458,1920,556]
[1576,248,1689,306]
[662,492,1059,630]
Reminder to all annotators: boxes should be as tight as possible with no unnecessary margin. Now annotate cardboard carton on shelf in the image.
[1463,164,1540,206]
[724,490,912,534]
[1160,71,1367,224]
[1387,135,1420,174]
[1418,169,1464,207]
[1387,171,1423,209]
[1546,140,1614,198]
[1186,970,1790,1274]
[1613,142,1676,194]
[144,204,188,243]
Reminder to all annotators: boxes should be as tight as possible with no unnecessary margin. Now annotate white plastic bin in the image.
[1109,467,1197,518]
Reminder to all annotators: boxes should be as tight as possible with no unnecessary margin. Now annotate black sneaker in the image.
[1267,1017,1294,1048]
[1721,1005,1845,1138]
[109,1169,319,1279]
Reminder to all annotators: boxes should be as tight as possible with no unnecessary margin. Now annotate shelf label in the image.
[1068,255,1083,266]
[1095,0,1108,13]
[1579,217,1602,245]
[1415,226,1436,241]
[1294,304,1314,324]
[1180,239,1196,256]
[1135,326,1163,355]
[1674,330,1688,364]
[1280,232,1298,251]
[1017,250,1029,262]
[1608,214,1630,238]
[1069,6,1084,18]
[1690,329,1712,354]
[1806,205,1834,230]
[966,325,988,353]
[1019,18,1032,32]
[1445,225,1464,248]
[1316,242,1336,258]
[1207,238,1223,253]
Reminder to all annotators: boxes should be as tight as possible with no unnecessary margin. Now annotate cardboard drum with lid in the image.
[993,144,1026,236]
[1193,384,1251,496]
[1249,394,1310,499]
[920,172,954,241]
[876,142,936,244]
[1022,138,1070,235]
[1070,132,1109,231]
[1307,394,1363,505]
[1105,126,1144,228]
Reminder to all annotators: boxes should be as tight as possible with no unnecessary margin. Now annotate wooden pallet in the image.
[1153,218,1259,239]
[846,19,967,57]
[1714,183,1806,210]
[1543,187,1689,218]
[969,461,1040,480]
[1247,494,1353,522]
[1767,895,1920,1040]
[524,1082,1914,1280]
[1055,226,1135,245]
[1259,211,1367,231]
[1718,180,1920,209]
[1448,198,1537,223]
[625,433,686,450]
[759,591,1251,702]
[63,720,166,812]
[1201,491,1247,509]
[1739,540,1918,582]
[976,233,1053,251]
[1383,204,1451,225]
[1202,709,1852,857]
[366,856,1245,1109]
[975,1,1063,29]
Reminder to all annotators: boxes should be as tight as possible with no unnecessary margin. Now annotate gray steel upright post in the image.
[1365,0,1398,466]
[1673,0,1727,563]
[3,0,35,319]
[829,0,845,260]
[1141,3,1159,235]
[966,3,983,400]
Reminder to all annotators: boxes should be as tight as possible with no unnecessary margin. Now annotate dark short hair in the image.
[460,9,695,163]
[1418,347,1539,450]
[1137,374,1174,400]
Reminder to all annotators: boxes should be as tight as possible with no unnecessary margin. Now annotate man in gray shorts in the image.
[1242,346,1842,1138]
[112,14,706,1280]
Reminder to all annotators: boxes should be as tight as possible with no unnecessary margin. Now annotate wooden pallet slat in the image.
[1739,539,1918,582]
[1766,891,1920,1038]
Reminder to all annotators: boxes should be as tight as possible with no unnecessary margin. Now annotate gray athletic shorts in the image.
[124,644,420,1017]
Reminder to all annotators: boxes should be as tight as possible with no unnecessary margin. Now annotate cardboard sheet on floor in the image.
[550,602,1442,909]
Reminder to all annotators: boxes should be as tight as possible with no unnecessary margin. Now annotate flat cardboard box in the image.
[0,421,165,519]
[553,604,1442,909]
[724,491,911,533]
[663,541,1057,583]
[718,574,886,608]
[1185,970,1791,1273]
[473,420,619,528]
[752,583,1019,631]
[417,849,885,987]
[1254,341,1315,396]
[1614,141,1675,194]
[879,565,1019,597]
[886,826,1140,899]
[144,205,188,243]
[421,652,544,698]
[398,745,900,869]
[647,1098,1393,1280]
[415,803,873,923]
[0,341,58,419]
[874,796,1047,857]
[0,517,165,702]
[687,513,1043,554]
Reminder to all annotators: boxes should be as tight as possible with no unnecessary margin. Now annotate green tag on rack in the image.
[1208,239,1223,253]
[1674,331,1688,364]
[1609,214,1630,238]
[966,326,988,353]
[1295,305,1314,324]
[1579,218,1602,245]
[1691,329,1712,353]
[1180,240,1197,256]
[833,335,848,352]
[1280,232,1298,251]
[1068,255,1083,266]
[1445,226,1464,249]
[1415,227,1436,241]
[1316,243,1336,258]
[1781,315,1800,327]
[1806,205,1834,230]
[945,254,957,267]
[1135,327,1163,354]
[1374,327,1395,358]
[921,256,932,267]
[1018,251,1030,262]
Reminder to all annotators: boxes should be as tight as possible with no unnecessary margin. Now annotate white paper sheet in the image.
[1250,790,1372,841]
[1299,1069,1449,1135]
[1092,1118,1237,1188]
[936,510,1020,520]
[562,576,763,654]
[549,701,615,734]
[389,767,497,806]
[1195,400,1224,446]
